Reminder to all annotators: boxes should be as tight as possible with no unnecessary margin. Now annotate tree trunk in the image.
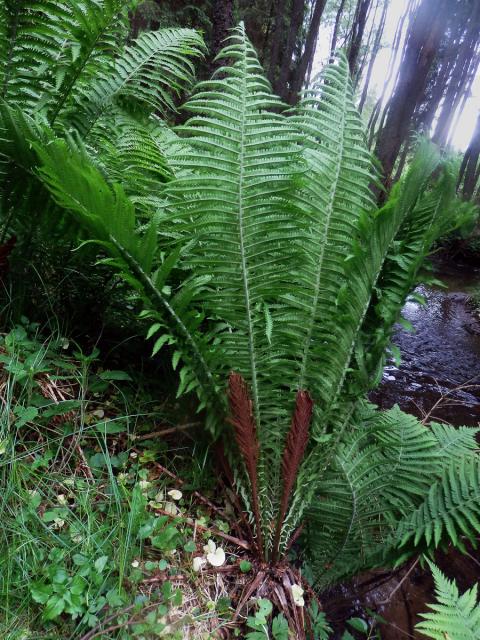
[374,0,446,191]
[330,0,347,57]
[288,0,328,102]
[359,0,388,112]
[367,0,414,146]
[447,48,480,146]
[212,0,235,59]
[275,0,306,99]
[432,2,480,146]
[347,0,373,78]
[268,0,288,86]
[459,111,480,200]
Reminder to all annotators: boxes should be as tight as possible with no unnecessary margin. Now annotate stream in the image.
[325,260,480,638]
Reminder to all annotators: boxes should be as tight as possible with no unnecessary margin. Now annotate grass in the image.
[0,319,247,639]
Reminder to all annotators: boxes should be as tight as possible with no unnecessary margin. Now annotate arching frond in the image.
[69,28,206,136]
[304,404,442,588]
[35,140,226,433]
[396,456,480,551]
[416,562,480,640]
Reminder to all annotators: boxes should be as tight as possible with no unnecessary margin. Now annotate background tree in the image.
[458,111,480,201]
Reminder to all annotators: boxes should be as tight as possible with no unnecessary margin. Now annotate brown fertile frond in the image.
[273,390,313,559]
[227,372,263,557]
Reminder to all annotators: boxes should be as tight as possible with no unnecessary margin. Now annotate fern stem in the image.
[236,30,261,433]
[108,236,224,422]
[298,78,348,391]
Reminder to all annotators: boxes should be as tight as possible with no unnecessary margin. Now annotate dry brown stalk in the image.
[227,372,264,558]
[272,390,313,560]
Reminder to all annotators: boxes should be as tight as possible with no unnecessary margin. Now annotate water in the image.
[370,264,480,426]
[325,261,480,638]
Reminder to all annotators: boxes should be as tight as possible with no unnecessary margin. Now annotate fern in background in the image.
[0,0,204,322]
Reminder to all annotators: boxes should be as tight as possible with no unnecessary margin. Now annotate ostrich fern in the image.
[416,562,480,640]
[2,16,480,623]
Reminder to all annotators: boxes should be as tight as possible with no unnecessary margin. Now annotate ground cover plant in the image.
[1,2,480,637]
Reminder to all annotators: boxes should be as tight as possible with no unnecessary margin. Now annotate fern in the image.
[396,456,480,551]
[34,139,226,433]
[3,16,480,584]
[416,562,480,640]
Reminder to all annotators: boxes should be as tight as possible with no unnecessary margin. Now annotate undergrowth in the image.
[0,322,245,639]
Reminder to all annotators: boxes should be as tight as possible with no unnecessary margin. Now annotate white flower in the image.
[203,539,216,555]
[92,409,105,419]
[131,560,140,568]
[167,489,182,501]
[207,546,226,567]
[164,501,178,516]
[130,451,138,459]
[57,494,67,505]
[139,480,151,492]
[193,556,207,572]
[291,584,305,607]
[52,518,65,530]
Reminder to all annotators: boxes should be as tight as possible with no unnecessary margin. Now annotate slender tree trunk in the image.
[275,0,306,99]
[268,0,288,86]
[374,0,446,191]
[447,48,480,147]
[459,111,480,200]
[212,0,235,59]
[433,2,480,147]
[288,0,328,102]
[347,0,373,78]
[330,0,347,57]
[367,0,413,146]
[359,0,388,112]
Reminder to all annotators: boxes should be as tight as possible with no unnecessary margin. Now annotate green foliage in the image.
[416,562,480,639]
[2,10,480,609]
[0,0,204,324]
[245,599,289,640]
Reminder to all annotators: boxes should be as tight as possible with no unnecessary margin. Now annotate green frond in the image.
[1,1,131,120]
[68,28,205,136]
[166,23,307,548]
[416,562,480,640]
[287,55,377,423]
[396,456,480,551]
[304,404,442,588]
[34,140,226,432]
[430,422,480,465]
[86,110,174,221]
[357,155,461,380]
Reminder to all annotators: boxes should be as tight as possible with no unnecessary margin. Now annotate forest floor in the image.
[1,257,480,640]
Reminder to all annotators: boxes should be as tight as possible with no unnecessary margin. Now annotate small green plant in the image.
[245,599,290,640]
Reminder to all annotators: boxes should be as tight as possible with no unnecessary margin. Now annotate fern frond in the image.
[68,28,205,136]
[1,1,131,120]
[35,140,226,433]
[289,56,376,413]
[396,456,480,551]
[430,422,479,465]
[304,404,442,588]
[416,562,480,640]
[166,23,307,549]
[358,158,462,381]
